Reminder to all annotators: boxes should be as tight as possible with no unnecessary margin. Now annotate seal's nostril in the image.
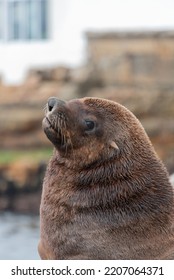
[47,97,66,112]
[48,97,57,112]
[48,104,53,112]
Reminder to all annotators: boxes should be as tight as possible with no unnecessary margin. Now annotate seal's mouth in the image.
[43,116,66,147]
[44,116,61,132]
[43,116,57,134]
[45,117,54,130]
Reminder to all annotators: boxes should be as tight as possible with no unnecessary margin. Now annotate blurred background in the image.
[0,0,174,259]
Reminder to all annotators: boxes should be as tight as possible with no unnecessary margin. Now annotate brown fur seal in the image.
[38,97,174,260]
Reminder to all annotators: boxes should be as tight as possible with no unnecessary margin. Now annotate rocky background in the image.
[0,31,174,214]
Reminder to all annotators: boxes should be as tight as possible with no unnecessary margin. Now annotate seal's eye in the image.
[85,120,95,131]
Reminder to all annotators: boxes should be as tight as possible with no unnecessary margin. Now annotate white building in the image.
[0,0,174,84]
[0,0,84,84]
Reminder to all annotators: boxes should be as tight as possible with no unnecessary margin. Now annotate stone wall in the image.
[86,31,174,88]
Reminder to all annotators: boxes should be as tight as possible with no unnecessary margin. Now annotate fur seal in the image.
[38,97,174,260]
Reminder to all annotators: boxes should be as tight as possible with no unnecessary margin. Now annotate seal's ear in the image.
[109,140,119,150]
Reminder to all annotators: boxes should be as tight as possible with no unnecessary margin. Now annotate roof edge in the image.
[85,30,174,39]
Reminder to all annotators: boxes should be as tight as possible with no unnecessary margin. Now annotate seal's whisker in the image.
[56,117,60,138]
[53,116,57,131]
[58,118,61,134]
[61,127,64,146]
[56,116,59,132]
[63,135,65,147]
[64,119,67,130]
[62,120,68,156]
[43,104,47,115]
[61,118,65,145]
[65,140,68,156]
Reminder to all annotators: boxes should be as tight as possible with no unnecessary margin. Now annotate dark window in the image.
[0,0,48,41]
[0,1,3,39]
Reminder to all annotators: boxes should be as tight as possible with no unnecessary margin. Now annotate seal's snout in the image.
[48,97,57,112]
[47,97,66,113]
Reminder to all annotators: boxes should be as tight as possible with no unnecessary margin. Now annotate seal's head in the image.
[43,97,104,149]
[42,96,153,169]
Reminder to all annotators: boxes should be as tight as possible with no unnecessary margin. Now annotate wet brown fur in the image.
[39,97,174,259]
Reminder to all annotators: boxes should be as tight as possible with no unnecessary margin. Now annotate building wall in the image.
[86,31,174,88]
[0,0,73,84]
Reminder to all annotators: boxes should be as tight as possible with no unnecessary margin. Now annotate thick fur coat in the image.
[39,97,174,259]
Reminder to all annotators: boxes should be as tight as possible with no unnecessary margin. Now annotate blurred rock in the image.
[26,66,70,83]
[86,31,174,88]
[57,83,79,100]
[70,65,104,94]
[0,161,46,214]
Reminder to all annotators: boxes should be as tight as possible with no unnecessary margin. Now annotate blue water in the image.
[0,212,40,260]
